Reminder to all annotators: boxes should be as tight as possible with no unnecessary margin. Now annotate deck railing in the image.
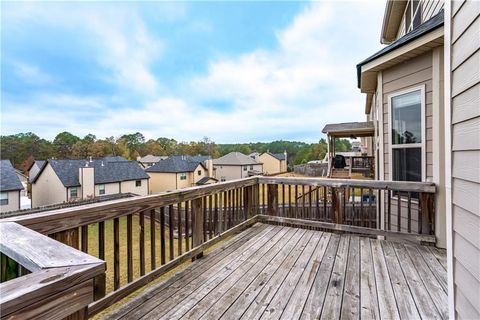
[0,176,436,319]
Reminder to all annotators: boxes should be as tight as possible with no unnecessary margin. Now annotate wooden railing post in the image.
[51,228,79,249]
[244,185,255,219]
[420,192,434,235]
[331,188,343,225]
[267,184,278,216]
[191,198,204,260]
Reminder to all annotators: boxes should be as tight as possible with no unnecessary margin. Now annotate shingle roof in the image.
[267,152,286,161]
[0,160,24,191]
[196,176,218,185]
[213,152,262,166]
[356,10,444,88]
[32,157,149,187]
[145,156,207,173]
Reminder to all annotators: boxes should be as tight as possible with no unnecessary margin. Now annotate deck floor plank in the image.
[106,224,447,320]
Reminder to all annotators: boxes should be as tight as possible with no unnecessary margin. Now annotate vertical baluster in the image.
[262,184,266,214]
[214,193,219,235]
[397,191,401,232]
[351,187,356,226]
[185,201,190,252]
[387,190,392,230]
[368,188,373,228]
[343,187,347,225]
[127,214,133,283]
[150,209,156,271]
[360,188,364,227]
[316,187,320,220]
[139,211,145,276]
[98,221,105,261]
[295,185,298,218]
[160,207,166,264]
[177,204,182,257]
[308,186,312,219]
[223,191,228,231]
[282,184,286,217]
[407,192,412,233]
[302,185,305,218]
[113,218,120,291]
[203,197,207,240]
[81,225,88,253]
[323,186,327,221]
[209,195,213,239]
[288,185,292,217]
[168,205,174,261]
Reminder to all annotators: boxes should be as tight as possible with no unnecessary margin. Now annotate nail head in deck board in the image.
[218,229,307,320]
[381,240,421,319]
[319,235,350,320]
[105,224,267,320]
[260,231,321,320]
[370,239,400,319]
[359,238,380,320]
[392,242,443,319]
[279,232,331,320]
[183,228,298,319]
[145,226,283,319]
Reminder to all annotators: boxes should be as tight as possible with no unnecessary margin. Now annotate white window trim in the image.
[0,192,8,205]
[388,84,426,183]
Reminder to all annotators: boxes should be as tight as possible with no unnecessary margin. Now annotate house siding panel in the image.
[450,1,480,318]
[0,190,20,213]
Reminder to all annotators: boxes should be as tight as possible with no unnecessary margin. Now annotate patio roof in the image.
[322,121,375,138]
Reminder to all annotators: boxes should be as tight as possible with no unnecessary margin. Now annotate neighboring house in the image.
[137,155,168,168]
[0,160,24,212]
[146,156,212,193]
[259,151,288,175]
[357,1,479,318]
[213,152,263,181]
[30,157,149,207]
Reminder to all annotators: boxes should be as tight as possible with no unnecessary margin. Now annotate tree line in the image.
[1,132,352,172]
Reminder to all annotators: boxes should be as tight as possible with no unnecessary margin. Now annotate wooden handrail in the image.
[0,222,105,319]
[3,177,258,235]
[258,176,436,193]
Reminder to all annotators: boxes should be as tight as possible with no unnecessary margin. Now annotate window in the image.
[70,187,78,198]
[0,192,8,206]
[250,165,253,170]
[135,180,142,187]
[198,170,202,176]
[180,173,187,180]
[405,0,422,33]
[389,87,424,186]
[243,166,247,171]
[220,176,226,182]
[99,184,105,195]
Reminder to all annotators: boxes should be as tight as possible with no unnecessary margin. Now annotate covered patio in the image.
[322,121,375,178]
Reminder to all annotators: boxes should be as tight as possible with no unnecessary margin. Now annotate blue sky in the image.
[1,1,384,143]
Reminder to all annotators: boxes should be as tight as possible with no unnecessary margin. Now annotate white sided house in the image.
[30,157,149,207]
[213,152,263,181]
[0,160,24,213]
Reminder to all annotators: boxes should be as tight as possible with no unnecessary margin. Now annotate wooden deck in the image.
[105,223,447,320]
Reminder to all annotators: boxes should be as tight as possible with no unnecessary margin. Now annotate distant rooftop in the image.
[213,152,262,166]
[137,155,168,163]
[146,155,208,173]
[0,160,24,191]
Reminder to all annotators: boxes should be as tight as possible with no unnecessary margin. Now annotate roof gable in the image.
[0,160,24,191]
[146,156,207,173]
[213,152,262,166]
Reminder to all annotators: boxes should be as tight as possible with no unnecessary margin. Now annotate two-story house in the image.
[357,1,479,318]
[146,155,216,193]
[213,152,263,181]
[30,157,149,207]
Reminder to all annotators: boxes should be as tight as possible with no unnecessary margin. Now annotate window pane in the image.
[393,148,421,181]
[391,90,422,144]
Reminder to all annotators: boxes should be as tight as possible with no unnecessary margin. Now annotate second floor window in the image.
[0,192,8,205]
[135,180,142,187]
[250,165,254,170]
[99,184,105,195]
[198,170,202,176]
[180,173,187,180]
[243,166,248,171]
[390,87,424,185]
[70,187,78,198]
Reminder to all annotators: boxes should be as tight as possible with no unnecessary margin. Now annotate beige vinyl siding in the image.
[450,1,480,318]
[382,51,434,181]
[31,164,67,207]
[119,179,148,196]
[0,190,21,213]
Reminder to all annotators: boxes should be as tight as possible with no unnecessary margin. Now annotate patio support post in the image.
[192,197,204,260]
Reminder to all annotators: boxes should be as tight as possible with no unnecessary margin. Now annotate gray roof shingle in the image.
[145,156,207,173]
[269,153,286,161]
[0,160,24,191]
[32,157,148,187]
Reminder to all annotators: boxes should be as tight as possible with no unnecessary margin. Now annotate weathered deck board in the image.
[105,223,447,320]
